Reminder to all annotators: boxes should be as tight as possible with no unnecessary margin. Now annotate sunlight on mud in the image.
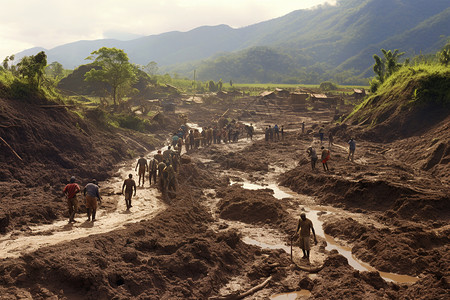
[0,160,166,259]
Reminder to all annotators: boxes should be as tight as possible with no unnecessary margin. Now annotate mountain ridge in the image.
[13,0,450,83]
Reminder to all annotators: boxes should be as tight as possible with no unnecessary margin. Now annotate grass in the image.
[347,63,450,123]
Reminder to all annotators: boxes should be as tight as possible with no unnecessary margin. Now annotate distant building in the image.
[260,90,277,99]
[275,88,290,98]
[290,93,309,111]
[353,88,366,99]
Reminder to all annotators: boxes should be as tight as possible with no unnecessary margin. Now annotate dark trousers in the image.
[149,171,157,184]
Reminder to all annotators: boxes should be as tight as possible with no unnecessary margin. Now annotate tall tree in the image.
[85,47,137,107]
[373,49,405,83]
[439,42,450,66]
[143,61,158,75]
[45,61,64,79]
[16,51,47,87]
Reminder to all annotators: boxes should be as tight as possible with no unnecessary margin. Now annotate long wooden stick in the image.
[210,276,273,300]
[0,136,23,161]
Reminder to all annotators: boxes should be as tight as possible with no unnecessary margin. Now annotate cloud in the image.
[0,0,336,58]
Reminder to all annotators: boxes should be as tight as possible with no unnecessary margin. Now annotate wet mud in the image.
[1,95,449,299]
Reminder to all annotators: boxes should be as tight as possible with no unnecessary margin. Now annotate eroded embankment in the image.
[0,162,260,299]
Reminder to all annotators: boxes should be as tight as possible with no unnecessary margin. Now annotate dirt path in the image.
[0,159,166,259]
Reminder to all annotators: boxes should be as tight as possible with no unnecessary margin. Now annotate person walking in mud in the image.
[154,150,163,163]
[348,138,356,162]
[122,174,136,210]
[306,146,318,170]
[163,146,173,165]
[319,125,325,144]
[274,124,280,141]
[63,176,81,223]
[292,213,317,260]
[135,155,148,187]
[321,146,330,171]
[164,163,177,199]
[157,160,167,192]
[148,157,158,185]
[301,121,305,134]
[281,125,284,140]
[328,131,334,148]
[84,179,102,222]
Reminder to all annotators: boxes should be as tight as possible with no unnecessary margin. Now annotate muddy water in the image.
[271,290,312,300]
[229,180,419,284]
[0,159,166,259]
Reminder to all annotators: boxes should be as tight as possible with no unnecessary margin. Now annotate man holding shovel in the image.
[292,212,317,261]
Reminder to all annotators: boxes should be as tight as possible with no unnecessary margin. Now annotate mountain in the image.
[14,0,450,83]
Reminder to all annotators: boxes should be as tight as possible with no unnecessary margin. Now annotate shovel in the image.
[290,236,293,262]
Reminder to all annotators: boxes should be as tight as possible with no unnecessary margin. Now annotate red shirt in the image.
[64,183,80,199]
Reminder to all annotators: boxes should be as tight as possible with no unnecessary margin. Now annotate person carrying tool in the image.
[292,212,317,260]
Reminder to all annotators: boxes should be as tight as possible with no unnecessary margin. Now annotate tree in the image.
[319,81,337,91]
[85,47,137,108]
[373,49,405,83]
[207,80,217,92]
[2,55,14,70]
[439,43,450,66]
[16,51,47,87]
[45,61,64,79]
[143,61,158,75]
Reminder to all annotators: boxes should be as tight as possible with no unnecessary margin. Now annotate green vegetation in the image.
[348,64,450,125]
[0,52,62,102]
[85,47,138,108]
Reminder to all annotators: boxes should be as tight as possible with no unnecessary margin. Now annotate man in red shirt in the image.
[63,176,81,223]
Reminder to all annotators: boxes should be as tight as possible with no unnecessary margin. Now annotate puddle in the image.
[0,158,166,259]
[228,179,419,284]
[271,290,311,300]
[230,180,292,200]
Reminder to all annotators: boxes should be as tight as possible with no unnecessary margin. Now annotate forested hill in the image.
[14,0,450,84]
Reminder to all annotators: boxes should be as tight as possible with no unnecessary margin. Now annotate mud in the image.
[0,94,449,299]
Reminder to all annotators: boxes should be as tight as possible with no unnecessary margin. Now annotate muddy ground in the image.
[0,96,449,299]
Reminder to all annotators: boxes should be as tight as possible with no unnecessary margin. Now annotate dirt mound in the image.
[279,155,450,222]
[216,185,288,226]
[0,197,257,299]
[311,251,399,299]
[0,97,159,233]
[57,64,104,95]
[323,217,450,276]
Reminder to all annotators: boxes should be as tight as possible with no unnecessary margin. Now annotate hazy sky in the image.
[1,0,336,59]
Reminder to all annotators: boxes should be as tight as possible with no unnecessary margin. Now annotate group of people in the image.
[132,146,180,201]
[63,177,102,223]
[306,137,356,171]
[264,124,284,142]
[182,121,248,153]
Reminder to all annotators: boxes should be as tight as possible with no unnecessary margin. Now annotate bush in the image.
[319,81,337,91]
[115,114,150,132]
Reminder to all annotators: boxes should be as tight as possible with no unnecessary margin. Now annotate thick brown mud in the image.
[0,95,449,299]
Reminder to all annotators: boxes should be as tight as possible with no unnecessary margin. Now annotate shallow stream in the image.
[230,180,419,284]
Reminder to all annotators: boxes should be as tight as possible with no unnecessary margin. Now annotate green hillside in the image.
[13,0,450,84]
[346,63,450,141]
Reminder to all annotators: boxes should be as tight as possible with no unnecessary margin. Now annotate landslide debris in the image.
[0,97,160,233]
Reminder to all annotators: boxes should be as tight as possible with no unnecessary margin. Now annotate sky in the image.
[1,0,336,60]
